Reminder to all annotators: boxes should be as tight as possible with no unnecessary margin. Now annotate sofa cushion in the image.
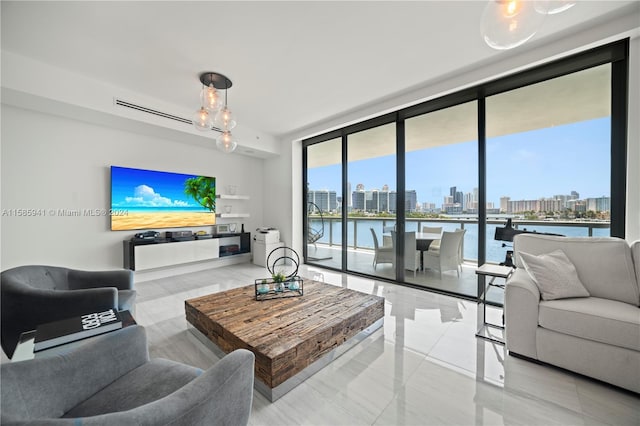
[539,297,640,352]
[514,235,640,306]
[519,250,590,300]
[63,358,201,418]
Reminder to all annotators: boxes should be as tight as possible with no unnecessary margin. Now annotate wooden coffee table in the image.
[185,279,384,401]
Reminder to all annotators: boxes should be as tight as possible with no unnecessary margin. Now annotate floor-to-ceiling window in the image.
[306,137,343,269]
[486,65,612,273]
[404,101,478,296]
[303,40,628,301]
[346,122,397,279]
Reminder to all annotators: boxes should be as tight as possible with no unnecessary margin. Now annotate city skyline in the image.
[308,187,609,215]
[308,117,610,208]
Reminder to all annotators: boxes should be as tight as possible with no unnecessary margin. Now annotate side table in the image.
[475,264,514,344]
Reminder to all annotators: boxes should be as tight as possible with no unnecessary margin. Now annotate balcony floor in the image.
[307,244,505,305]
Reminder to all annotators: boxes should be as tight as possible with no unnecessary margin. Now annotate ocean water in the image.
[309,218,610,263]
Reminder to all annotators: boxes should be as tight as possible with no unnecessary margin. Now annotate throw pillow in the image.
[519,249,590,300]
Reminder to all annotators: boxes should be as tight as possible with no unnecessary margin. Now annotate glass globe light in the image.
[216,131,238,153]
[535,0,576,15]
[214,106,237,131]
[193,107,213,131]
[201,83,222,112]
[481,0,546,50]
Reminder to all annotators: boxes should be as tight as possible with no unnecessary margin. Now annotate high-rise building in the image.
[308,190,337,212]
[500,196,510,213]
[379,190,390,212]
[595,196,610,212]
[463,192,475,211]
[365,190,379,212]
[352,190,365,211]
[586,196,610,212]
[450,186,463,205]
[442,195,461,214]
[508,197,564,214]
[406,190,417,212]
[422,202,437,212]
[554,194,569,209]
[574,200,587,213]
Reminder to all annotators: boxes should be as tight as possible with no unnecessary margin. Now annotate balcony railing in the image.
[308,216,610,264]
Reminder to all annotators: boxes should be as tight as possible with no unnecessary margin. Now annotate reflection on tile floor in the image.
[134,263,639,426]
[307,245,505,304]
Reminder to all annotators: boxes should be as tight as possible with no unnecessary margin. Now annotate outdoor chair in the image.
[423,229,466,277]
[391,231,421,276]
[371,228,394,269]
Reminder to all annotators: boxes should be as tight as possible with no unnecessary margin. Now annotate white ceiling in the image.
[1,1,637,138]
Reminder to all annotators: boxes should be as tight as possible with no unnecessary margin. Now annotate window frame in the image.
[302,39,629,288]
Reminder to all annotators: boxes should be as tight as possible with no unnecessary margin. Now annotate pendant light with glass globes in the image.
[192,72,238,153]
[480,0,576,51]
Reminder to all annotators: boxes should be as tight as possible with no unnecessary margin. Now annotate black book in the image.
[33,309,123,352]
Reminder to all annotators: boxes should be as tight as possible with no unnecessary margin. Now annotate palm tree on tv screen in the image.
[184,176,216,212]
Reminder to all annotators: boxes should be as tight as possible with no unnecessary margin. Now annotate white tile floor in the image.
[134,262,639,426]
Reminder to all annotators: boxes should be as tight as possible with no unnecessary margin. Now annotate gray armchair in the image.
[1,325,255,425]
[1,265,136,358]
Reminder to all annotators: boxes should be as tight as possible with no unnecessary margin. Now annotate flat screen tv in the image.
[110,166,216,231]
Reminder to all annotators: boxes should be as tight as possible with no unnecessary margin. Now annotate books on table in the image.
[33,309,123,352]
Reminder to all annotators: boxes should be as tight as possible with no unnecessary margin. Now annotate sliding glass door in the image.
[306,137,342,269]
[346,122,397,280]
[404,101,478,295]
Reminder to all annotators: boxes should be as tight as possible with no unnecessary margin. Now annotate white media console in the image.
[123,233,251,271]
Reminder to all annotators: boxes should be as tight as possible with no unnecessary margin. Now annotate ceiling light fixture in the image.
[481,0,576,50]
[192,72,238,153]
[216,130,238,153]
[214,88,237,131]
[481,0,546,50]
[535,0,576,15]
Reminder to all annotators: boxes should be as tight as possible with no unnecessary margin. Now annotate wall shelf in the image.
[217,192,250,218]
[216,213,250,218]
[217,194,250,200]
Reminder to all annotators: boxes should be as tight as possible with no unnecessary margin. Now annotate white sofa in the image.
[505,235,640,393]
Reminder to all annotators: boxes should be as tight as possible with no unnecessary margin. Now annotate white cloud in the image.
[121,185,193,207]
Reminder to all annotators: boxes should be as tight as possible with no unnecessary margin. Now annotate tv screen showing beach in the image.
[110,166,216,231]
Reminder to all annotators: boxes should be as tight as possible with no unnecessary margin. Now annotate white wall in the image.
[262,138,303,257]
[1,105,264,272]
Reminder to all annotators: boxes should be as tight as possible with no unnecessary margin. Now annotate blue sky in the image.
[308,117,610,206]
[111,166,214,209]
